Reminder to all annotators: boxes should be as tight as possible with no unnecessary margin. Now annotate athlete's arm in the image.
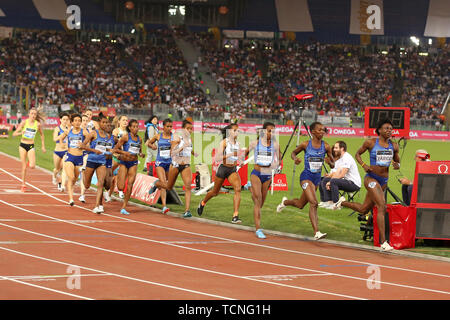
[324,142,335,168]
[12,121,25,136]
[113,135,129,155]
[392,141,401,170]
[356,139,373,172]
[291,141,307,165]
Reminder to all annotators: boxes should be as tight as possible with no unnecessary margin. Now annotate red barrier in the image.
[373,204,417,249]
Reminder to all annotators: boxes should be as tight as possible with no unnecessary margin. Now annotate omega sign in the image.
[438,164,449,174]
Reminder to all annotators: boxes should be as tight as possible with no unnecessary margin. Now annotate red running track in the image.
[0,153,449,300]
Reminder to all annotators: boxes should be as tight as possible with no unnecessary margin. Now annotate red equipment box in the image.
[373,204,417,249]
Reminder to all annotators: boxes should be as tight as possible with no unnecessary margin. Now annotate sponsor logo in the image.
[438,164,449,174]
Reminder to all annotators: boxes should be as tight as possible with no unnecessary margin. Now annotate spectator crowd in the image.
[0,29,448,123]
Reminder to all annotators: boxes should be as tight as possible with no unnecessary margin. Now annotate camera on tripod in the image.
[358,213,373,241]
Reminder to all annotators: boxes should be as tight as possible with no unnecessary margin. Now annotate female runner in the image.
[337,119,400,251]
[245,122,281,238]
[196,123,243,223]
[12,107,46,192]
[52,112,70,191]
[113,119,145,215]
[276,122,334,240]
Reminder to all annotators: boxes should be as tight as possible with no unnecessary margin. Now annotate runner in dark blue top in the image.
[339,119,400,252]
[146,118,173,214]
[113,119,145,215]
[102,119,115,203]
[61,113,89,206]
[81,114,112,214]
[276,122,334,240]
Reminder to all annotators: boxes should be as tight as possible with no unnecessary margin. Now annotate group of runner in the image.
[14,108,400,250]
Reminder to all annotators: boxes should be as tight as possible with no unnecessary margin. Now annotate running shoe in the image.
[231,215,242,224]
[93,207,102,214]
[183,210,192,218]
[69,200,74,206]
[276,196,288,213]
[98,205,104,213]
[103,191,111,202]
[148,179,159,195]
[314,231,327,240]
[78,195,85,203]
[120,208,130,215]
[162,206,170,214]
[57,183,62,192]
[255,229,266,239]
[332,196,346,210]
[381,241,394,252]
[118,191,124,199]
[197,201,205,216]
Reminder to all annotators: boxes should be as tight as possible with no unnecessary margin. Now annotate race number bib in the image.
[376,150,393,167]
[95,141,107,153]
[128,142,140,155]
[69,137,82,149]
[308,157,323,173]
[256,151,272,166]
[23,128,36,140]
[159,146,171,159]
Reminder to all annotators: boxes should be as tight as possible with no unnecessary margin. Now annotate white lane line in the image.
[0,207,367,300]
[0,273,93,300]
[1,158,449,287]
[0,273,112,281]
[5,200,450,298]
[2,164,447,281]
[1,171,449,297]
[0,245,234,300]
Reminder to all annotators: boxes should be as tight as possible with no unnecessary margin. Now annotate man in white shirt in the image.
[319,141,361,209]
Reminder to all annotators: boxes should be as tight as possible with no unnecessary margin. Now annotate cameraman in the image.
[398,149,430,206]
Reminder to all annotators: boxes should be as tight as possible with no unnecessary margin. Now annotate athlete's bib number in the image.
[69,137,82,149]
[376,150,393,166]
[159,146,171,159]
[308,157,323,173]
[256,152,272,166]
[95,141,107,153]
[23,128,36,140]
[128,143,140,155]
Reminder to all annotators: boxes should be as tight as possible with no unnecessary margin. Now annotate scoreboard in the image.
[411,161,450,240]
[364,107,410,138]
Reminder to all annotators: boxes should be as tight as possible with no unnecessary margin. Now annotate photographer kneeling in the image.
[398,149,430,206]
[319,141,361,210]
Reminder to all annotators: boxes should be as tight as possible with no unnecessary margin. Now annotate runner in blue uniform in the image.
[338,119,400,251]
[62,114,89,206]
[113,119,145,215]
[81,114,112,214]
[146,118,173,214]
[245,122,281,239]
[52,112,70,191]
[276,122,334,240]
